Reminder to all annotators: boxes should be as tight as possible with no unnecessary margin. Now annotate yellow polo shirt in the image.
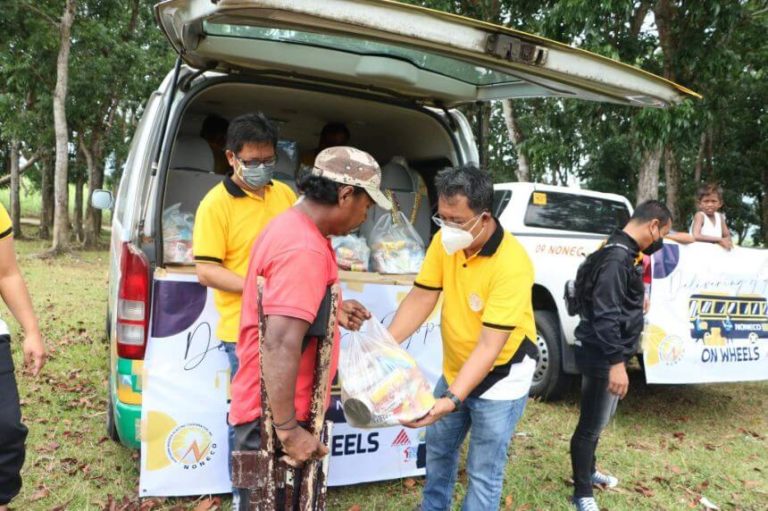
[414,220,537,392]
[0,204,12,240]
[193,176,296,342]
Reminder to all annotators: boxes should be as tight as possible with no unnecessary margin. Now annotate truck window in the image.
[492,190,512,217]
[523,191,630,235]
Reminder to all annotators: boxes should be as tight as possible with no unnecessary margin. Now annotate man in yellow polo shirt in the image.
[193,112,296,506]
[388,165,537,511]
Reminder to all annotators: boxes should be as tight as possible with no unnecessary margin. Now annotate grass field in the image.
[4,233,768,510]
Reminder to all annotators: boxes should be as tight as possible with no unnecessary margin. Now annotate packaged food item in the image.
[368,211,425,274]
[338,317,435,428]
[331,234,370,272]
[162,203,195,263]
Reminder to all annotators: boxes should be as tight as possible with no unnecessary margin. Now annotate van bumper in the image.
[115,399,142,449]
[113,357,144,449]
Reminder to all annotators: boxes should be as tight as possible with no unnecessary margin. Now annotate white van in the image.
[94,0,696,448]
[493,183,635,398]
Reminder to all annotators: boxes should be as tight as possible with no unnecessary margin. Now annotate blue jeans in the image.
[220,342,240,508]
[422,377,528,511]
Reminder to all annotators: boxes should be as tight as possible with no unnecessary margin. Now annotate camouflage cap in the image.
[311,146,392,210]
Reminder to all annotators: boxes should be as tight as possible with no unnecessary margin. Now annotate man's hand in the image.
[608,362,629,399]
[401,397,455,429]
[23,331,46,376]
[276,426,329,467]
[719,238,733,251]
[339,300,371,331]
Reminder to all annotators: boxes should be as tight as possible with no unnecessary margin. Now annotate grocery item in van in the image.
[331,234,370,271]
[162,203,195,263]
[339,317,435,428]
[368,210,425,274]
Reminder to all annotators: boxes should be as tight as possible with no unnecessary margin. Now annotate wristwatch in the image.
[441,389,462,410]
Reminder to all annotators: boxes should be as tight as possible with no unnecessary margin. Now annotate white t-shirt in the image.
[693,211,724,239]
[479,355,536,400]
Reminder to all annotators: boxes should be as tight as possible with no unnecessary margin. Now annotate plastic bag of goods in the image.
[368,211,425,274]
[338,317,435,428]
[331,234,370,272]
[163,203,195,263]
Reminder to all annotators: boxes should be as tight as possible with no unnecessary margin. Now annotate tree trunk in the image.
[51,0,76,252]
[694,131,707,183]
[9,141,23,239]
[664,145,682,229]
[40,157,54,240]
[501,99,530,182]
[81,142,104,247]
[637,144,663,203]
[74,168,84,242]
[476,103,492,169]
[705,128,714,179]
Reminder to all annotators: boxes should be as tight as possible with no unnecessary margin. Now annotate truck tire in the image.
[106,388,120,443]
[529,310,572,400]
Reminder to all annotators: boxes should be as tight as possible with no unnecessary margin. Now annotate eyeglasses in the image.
[431,213,482,229]
[237,155,278,168]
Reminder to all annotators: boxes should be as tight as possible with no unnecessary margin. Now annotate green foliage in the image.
[404,0,767,245]
[0,0,173,193]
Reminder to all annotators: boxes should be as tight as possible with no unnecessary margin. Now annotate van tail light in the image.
[116,243,150,359]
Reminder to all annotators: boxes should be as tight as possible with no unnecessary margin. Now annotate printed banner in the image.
[643,243,768,384]
[139,273,443,496]
[140,273,232,497]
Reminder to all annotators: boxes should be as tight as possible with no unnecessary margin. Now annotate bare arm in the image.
[262,315,308,427]
[0,236,45,375]
[262,315,328,465]
[195,263,244,293]
[666,232,695,244]
[719,213,734,249]
[388,286,440,343]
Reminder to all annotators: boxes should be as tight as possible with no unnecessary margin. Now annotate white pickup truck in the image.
[493,182,634,399]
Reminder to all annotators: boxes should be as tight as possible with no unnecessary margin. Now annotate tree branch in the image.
[21,2,59,28]
[19,152,40,173]
[0,152,40,187]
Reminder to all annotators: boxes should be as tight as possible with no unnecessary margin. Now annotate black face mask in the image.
[643,225,664,255]
[643,237,664,255]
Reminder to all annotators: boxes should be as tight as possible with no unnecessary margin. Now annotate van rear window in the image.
[523,191,629,235]
[204,23,524,86]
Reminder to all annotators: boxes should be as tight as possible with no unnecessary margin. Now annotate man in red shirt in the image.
[230,147,392,487]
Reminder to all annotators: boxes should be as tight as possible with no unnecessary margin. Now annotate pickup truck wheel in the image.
[529,310,572,400]
[106,389,120,442]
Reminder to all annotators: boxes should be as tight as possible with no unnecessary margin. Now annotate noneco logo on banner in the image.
[166,423,218,470]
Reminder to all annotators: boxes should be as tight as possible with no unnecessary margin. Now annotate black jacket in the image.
[574,229,645,372]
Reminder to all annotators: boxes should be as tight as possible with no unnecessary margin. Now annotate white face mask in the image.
[441,216,482,255]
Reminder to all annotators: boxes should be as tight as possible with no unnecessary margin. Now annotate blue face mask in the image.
[235,158,275,188]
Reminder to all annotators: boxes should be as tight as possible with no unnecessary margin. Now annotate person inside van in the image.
[0,202,46,511]
[192,112,297,507]
[200,114,232,175]
[300,121,351,166]
[230,146,391,508]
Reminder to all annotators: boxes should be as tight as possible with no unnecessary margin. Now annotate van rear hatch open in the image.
[155,0,699,108]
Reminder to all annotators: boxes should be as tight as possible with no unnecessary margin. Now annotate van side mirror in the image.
[91,189,114,210]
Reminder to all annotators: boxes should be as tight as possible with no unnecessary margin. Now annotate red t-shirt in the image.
[229,208,341,426]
